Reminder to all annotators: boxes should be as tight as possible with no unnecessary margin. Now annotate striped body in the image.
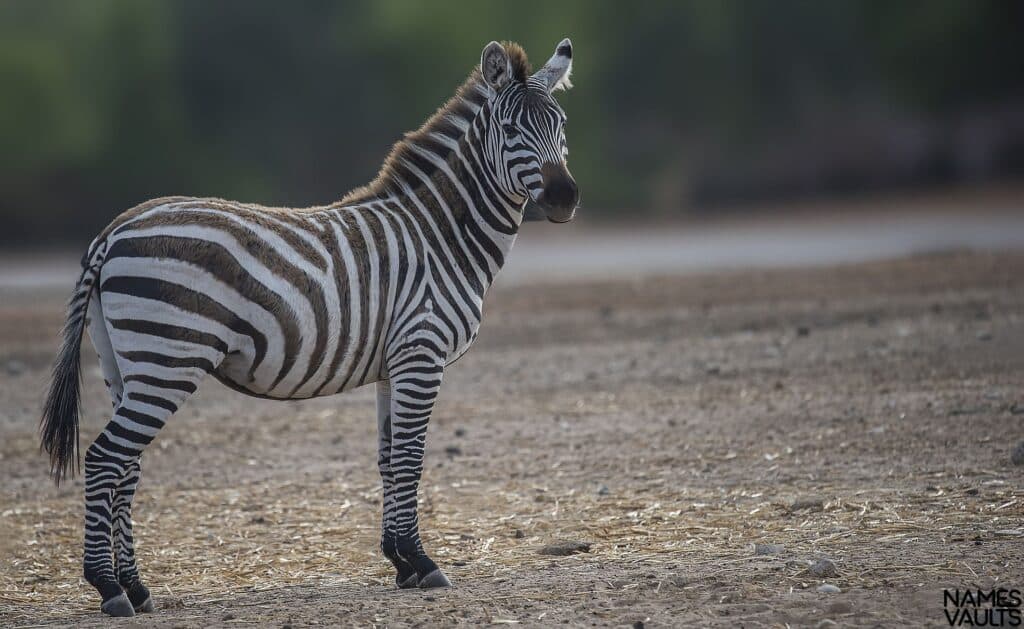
[96,194,506,402]
[41,39,577,616]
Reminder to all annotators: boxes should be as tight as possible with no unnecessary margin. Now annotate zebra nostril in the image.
[538,163,578,210]
[542,179,576,208]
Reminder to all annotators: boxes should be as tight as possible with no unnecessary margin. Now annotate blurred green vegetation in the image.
[1,0,1022,244]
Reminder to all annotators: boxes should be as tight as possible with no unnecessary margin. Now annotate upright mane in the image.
[339,42,531,205]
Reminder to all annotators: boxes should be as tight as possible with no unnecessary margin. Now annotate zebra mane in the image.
[339,42,532,205]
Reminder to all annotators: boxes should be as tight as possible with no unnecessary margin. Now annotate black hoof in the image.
[418,568,452,588]
[100,592,135,617]
[125,581,154,613]
[397,572,419,589]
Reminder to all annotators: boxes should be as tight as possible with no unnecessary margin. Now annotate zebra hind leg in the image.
[112,459,154,613]
[83,368,207,616]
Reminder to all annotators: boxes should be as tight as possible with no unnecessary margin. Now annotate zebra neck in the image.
[383,174,520,297]
[379,127,525,294]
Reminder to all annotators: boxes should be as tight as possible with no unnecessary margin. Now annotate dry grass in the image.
[3,461,1021,624]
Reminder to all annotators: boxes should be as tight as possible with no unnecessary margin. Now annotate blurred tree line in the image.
[1,0,1022,244]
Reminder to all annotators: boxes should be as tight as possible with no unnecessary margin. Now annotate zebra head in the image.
[480,39,579,223]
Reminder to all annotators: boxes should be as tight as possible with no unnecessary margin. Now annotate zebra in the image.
[39,39,577,617]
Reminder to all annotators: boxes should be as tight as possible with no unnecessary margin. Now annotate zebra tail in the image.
[40,242,104,484]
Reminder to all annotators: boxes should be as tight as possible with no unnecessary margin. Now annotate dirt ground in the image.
[1,250,1022,628]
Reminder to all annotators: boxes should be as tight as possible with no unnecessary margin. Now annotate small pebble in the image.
[596,484,610,496]
[789,497,824,512]
[454,427,466,437]
[796,325,810,337]
[1011,442,1024,466]
[513,528,525,539]
[977,330,993,341]
[753,543,785,556]
[444,445,462,457]
[809,558,838,578]
[538,540,591,556]
[817,584,841,594]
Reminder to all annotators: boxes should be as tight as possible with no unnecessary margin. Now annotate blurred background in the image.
[1,0,1022,249]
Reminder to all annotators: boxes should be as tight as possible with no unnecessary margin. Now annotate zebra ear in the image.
[480,41,512,91]
[532,38,573,93]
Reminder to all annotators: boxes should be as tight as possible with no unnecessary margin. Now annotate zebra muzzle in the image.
[535,163,579,223]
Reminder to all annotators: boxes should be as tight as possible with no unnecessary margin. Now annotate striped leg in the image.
[387,357,451,588]
[376,380,419,588]
[83,370,204,616]
[83,433,139,616]
[111,459,153,613]
[86,301,152,612]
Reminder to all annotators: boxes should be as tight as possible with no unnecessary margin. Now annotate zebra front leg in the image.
[376,380,419,588]
[387,359,451,588]
[112,459,154,613]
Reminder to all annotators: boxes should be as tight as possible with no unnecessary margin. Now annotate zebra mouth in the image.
[546,211,575,224]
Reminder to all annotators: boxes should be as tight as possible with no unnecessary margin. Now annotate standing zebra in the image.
[40,39,578,617]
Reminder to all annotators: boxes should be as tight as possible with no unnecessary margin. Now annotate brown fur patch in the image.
[340,42,531,206]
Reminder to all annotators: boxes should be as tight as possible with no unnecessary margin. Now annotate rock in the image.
[976,330,993,341]
[1010,403,1024,415]
[1011,442,1024,466]
[538,540,591,556]
[454,427,466,437]
[444,445,462,457]
[633,622,645,629]
[596,484,610,496]
[789,497,824,512]
[753,543,785,556]
[513,528,525,539]
[796,325,810,337]
[817,584,841,594]
[809,558,838,578]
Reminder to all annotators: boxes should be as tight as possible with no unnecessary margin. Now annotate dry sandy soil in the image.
[1,251,1022,628]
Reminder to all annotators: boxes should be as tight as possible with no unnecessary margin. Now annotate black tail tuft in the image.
[40,266,95,484]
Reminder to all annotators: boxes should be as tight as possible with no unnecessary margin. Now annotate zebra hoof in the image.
[418,568,452,588]
[100,593,136,617]
[397,572,419,589]
[125,581,154,613]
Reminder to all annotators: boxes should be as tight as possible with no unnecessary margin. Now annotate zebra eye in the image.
[502,123,519,137]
